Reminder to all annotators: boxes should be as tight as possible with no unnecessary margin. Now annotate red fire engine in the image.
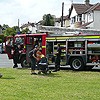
[5,27,100,71]
[5,33,47,68]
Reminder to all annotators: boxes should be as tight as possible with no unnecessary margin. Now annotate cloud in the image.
[0,0,71,27]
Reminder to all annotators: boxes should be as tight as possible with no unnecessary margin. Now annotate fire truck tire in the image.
[21,57,29,68]
[70,57,84,71]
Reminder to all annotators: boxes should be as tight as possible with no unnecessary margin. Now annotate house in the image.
[20,22,37,33]
[54,17,61,27]
[63,15,70,28]
[83,3,100,29]
[54,15,70,28]
[69,0,100,29]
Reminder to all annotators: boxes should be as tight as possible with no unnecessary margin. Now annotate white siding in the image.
[55,22,61,27]
[70,8,77,17]
[88,11,93,22]
[70,7,77,28]
[94,11,100,29]
[86,22,94,29]
[28,25,37,33]
[84,11,93,28]
[69,4,100,29]
[84,13,88,23]
[82,14,85,24]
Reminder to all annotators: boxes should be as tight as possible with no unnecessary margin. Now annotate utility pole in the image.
[18,19,20,34]
[18,19,19,28]
[61,2,64,27]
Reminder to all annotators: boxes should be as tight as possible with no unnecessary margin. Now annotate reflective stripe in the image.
[42,46,46,48]
[84,36,100,38]
[24,46,26,48]
[46,36,100,40]
[46,37,56,40]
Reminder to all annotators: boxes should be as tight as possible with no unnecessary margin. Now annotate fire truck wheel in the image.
[70,57,84,71]
[21,57,29,68]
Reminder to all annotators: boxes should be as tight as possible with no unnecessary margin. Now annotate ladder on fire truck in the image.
[37,25,100,36]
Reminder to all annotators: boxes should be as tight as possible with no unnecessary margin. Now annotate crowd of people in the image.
[28,43,62,75]
[0,36,61,78]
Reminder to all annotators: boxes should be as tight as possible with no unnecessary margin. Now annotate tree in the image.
[0,34,4,43]
[42,14,54,26]
[2,25,21,36]
[21,28,29,34]
[2,24,9,30]
[13,26,20,33]
[3,27,16,36]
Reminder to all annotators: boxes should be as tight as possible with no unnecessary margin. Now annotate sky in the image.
[0,0,99,27]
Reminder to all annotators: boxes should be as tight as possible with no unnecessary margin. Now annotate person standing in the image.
[28,45,39,75]
[53,43,61,72]
[13,44,22,68]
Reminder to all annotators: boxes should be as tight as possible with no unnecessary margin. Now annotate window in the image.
[78,15,82,22]
[71,16,76,24]
[73,16,76,23]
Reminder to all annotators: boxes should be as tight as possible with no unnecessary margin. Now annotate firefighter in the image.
[28,45,39,75]
[53,43,61,72]
[13,44,22,68]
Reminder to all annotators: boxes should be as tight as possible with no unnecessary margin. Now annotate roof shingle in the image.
[72,3,92,14]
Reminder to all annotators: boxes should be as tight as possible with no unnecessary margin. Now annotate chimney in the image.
[85,0,90,5]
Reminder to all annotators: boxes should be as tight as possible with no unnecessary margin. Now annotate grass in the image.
[0,68,100,100]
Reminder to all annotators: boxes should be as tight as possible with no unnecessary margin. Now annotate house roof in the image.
[63,15,70,20]
[84,3,100,13]
[69,3,100,16]
[72,3,92,14]
[20,22,35,29]
[55,15,70,22]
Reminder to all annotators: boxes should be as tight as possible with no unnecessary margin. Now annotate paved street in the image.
[0,54,22,68]
[0,54,13,68]
[0,54,100,71]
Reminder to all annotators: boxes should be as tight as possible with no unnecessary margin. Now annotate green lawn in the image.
[0,68,100,100]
